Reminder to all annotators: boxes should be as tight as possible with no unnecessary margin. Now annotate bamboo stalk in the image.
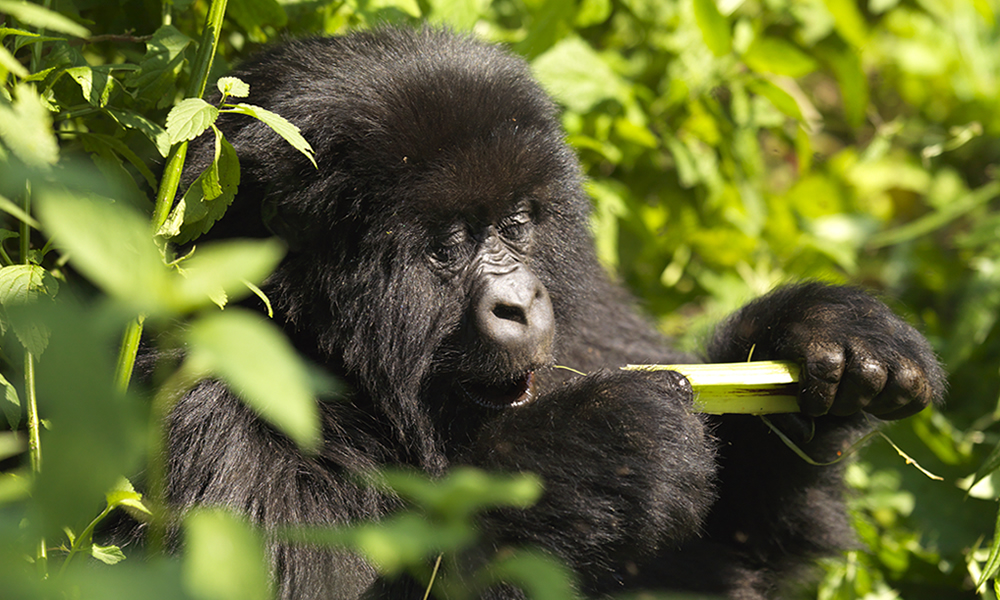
[622,361,801,415]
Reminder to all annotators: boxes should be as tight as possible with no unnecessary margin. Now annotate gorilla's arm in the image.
[167,381,390,600]
[466,369,717,593]
[691,283,945,594]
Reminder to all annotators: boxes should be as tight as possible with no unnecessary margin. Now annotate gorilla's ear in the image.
[262,198,315,251]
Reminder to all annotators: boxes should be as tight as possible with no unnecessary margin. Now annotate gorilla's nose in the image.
[475,266,554,363]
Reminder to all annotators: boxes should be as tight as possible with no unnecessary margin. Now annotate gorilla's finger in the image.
[797,343,845,417]
[830,353,887,417]
[867,360,932,418]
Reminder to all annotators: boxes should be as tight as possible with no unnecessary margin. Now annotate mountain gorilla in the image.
[167,26,945,599]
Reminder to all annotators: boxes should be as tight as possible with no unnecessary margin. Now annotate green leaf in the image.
[0,0,91,38]
[822,0,868,47]
[0,372,20,430]
[107,108,172,157]
[743,37,819,77]
[0,264,58,355]
[814,38,868,128]
[159,129,241,243]
[0,264,59,305]
[35,191,174,314]
[979,507,1000,592]
[0,83,59,168]
[427,0,491,28]
[106,477,151,517]
[692,0,732,56]
[0,43,29,78]
[382,467,542,520]
[222,102,316,167]
[0,195,41,231]
[183,509,270,600]
[166,98,219,145]
[65,66,113,107]
[129,25,193,110]
[174,239,285,312]
[228,0,288,34]
[186,309,320,452]
[91,544,127,565]
[747,78,805,121]
[531,36,623,112]
[217,76,249,99]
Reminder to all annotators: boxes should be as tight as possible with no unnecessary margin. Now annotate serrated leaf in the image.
[106,477,152,516]
[0,372,20,430]
[166,97,219,145]
[217,76,249,98]
[174,239,284,312]
[186,309,319,452]
[91,543,127,565]
[693,0,732,56]
[223,102,316,167]
[0,0,91,38]
[35,191,173,314]
[0,83,59,168]
[183,509,270,600]
[160,130,240,243]
[743,37,818,78]
[0,264,58,356]
[0,264,59,305]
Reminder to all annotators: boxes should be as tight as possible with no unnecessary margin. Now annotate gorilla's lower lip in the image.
[461,372,536,409]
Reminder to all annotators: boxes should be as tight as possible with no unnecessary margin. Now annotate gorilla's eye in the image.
[431,229,469,265]
[498,209,533,244]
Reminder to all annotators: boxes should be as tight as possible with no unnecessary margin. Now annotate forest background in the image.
[2,0,1000,598]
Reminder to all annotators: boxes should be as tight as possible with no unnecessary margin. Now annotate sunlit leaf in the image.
[174,239,285,311]
[693,0,732,56]
[166,97,219,145]
[0,372,20,430]
[0,83,59,168]
[222,102,316,167]
[35,191,174,314]
[0,0,91,38]
[217,76,250,99]
[91,544,127,565]
[743,37,818,77]
[183,509,270,600]
[186,309,320,452]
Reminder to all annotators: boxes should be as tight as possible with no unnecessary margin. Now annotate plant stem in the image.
[150,0,229,232]
[114,315,146,392]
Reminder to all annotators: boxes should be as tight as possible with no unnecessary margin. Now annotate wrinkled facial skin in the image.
[425,203,556,409]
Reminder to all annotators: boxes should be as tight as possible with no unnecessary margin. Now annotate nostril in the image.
[493,303,527,325]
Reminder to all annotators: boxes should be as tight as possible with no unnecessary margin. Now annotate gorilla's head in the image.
[184,27,603,444]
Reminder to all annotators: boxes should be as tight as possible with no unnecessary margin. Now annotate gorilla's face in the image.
[211,30,594,423]
[425,199,555,409]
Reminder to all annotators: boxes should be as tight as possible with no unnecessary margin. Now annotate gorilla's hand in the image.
[468,369,716,580]
[708,283,945,420]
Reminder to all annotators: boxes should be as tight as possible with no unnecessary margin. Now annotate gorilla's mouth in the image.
[460,371,536,409]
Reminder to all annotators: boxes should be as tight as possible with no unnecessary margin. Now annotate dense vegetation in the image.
[1,0,999,598]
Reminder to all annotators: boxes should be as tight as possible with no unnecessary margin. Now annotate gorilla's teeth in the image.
[462,371,536,409]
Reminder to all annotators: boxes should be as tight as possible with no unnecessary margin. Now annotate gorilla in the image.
[167,26,945,599]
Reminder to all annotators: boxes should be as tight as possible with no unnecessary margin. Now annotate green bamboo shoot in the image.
[622,361,801,415]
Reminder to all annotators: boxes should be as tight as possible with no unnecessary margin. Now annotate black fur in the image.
[168,27,946,599]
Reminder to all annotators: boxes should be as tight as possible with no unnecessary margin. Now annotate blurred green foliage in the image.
[2,0,1000,598]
